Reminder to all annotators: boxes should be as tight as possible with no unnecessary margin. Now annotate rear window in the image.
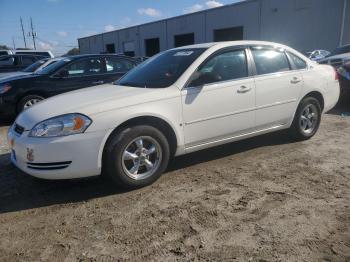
[288,52,307,70]
[251,47,290,75]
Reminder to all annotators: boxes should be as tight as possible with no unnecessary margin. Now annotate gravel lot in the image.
[0,105,350,261]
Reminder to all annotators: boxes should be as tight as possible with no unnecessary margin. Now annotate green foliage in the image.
[63,48,79,56]
[0,44,11,50]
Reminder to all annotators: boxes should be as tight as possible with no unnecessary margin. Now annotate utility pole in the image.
[20,17,27,48]
[29,17,37,49]
[12,37,16,50]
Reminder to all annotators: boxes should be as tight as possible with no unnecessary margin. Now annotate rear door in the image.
[250,46,303,130]
[103,57,136,83]
[47,57,105,96]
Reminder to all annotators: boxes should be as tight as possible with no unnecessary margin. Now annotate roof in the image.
[172,40,295,51]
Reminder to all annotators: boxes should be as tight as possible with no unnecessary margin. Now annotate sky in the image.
[0,0,243,55]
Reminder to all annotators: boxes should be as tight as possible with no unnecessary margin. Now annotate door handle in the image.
[290,77,301,84]
[92,80,104,85]
[237,85,252,94]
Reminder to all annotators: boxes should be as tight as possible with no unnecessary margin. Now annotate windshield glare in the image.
[116,48,206,88]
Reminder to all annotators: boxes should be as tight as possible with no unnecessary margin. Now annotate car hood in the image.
[0,72,42,83]
[0,71,32,80]
[319,52,350,62]
[16,84,178,130]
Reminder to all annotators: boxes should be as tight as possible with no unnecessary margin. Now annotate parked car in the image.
[318,44,350,67]
[0,57,62,80]
[308,50,330,61]
[0,50,14,56]
[14,50,54,58]
[0,54,138,116]
[7,41,339,189]
[337,61,350,94]
[0,54,46,74]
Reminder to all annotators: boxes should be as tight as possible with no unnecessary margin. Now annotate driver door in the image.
[181,48,255,150]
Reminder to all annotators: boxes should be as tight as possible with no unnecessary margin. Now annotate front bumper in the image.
[7,126,108,180]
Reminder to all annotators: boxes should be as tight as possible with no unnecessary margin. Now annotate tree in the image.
[63,47,79,56]
[0,44,11,50]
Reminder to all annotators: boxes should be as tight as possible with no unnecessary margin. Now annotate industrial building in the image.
[78,0,350,56]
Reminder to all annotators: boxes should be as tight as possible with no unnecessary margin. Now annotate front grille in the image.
[14,123,25,135]
[27,161,72,170]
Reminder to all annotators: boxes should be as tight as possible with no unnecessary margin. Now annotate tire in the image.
[103,125,170,189]
[17,95,44,113]
[289,97,322,141]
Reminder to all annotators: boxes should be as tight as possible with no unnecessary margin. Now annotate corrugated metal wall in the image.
[78,0,349,56]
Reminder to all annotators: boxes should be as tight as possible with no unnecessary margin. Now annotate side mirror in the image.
[57,69,69,78]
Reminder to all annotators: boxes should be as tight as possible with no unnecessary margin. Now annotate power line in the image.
[20,17,27,48]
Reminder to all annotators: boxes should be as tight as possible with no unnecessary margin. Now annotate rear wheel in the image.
[18,95,44,113]
[103,125,170,189]
[289,97,321,140]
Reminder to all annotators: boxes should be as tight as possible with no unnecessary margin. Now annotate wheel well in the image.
[303,91,324,111]
[105,116,178,157]
[16,91,46,113]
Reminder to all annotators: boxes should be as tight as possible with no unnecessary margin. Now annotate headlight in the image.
[29,113,92,137]
[0,83,11,94]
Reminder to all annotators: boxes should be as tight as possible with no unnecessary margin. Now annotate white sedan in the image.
[7,41,340,188]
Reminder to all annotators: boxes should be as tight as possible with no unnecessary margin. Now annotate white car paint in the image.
[7,41,340,180]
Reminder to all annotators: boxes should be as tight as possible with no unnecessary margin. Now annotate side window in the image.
[0,56,15,66]
[288,52,307,70]
[251,48,290,75]
[63,58,103,77]
[106,58,134,73]
[189,49,248,87]
[22,56,37,66]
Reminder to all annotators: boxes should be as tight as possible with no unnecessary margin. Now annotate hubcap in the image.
[24,98,43,109]
[299,104,318,135]
[122,136,162,180]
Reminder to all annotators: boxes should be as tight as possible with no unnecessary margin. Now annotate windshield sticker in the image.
[174,51,194,56]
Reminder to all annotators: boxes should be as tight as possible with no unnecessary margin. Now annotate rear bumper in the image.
[339,75,350,92]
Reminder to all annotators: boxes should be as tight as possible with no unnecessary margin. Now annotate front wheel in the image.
[103,125,170,189]
[17,95,44,113]
[289,97,321,140]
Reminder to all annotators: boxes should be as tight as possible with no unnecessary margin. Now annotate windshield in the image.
[34,58,71,75]
[329,45,350,57]
[22,59,48,72]
[116,48,206,88]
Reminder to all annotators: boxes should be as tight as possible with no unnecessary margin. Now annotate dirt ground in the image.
[0,104,350,261]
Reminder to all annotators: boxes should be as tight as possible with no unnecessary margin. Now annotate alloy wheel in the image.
[121,136,162,180]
